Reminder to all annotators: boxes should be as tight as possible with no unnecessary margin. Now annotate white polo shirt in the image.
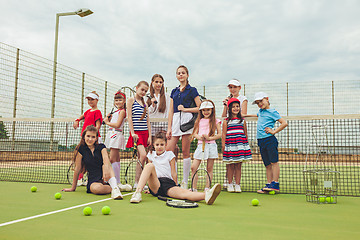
[147,151,176,180]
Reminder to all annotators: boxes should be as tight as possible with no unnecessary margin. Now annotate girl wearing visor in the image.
[73,91,103,186]
[191,100,222,192]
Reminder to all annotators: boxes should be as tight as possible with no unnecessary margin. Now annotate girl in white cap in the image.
[73,91,103,186]
[103,91,132,192]
[221,79,248,190]
[191,100,222,191]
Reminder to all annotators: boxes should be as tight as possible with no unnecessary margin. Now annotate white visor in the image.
[199,101,214,110]
[86,92,99,100]
[228,79,241,86]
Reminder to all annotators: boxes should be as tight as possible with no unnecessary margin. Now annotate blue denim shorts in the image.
[257,135,279,167]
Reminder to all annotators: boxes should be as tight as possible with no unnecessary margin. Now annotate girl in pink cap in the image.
[222,98,252,193]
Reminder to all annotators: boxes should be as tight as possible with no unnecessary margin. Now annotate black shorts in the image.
[149,177,177,197]
[86,178,109,193]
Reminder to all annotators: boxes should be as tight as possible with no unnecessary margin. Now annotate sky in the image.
[1,0,360,88]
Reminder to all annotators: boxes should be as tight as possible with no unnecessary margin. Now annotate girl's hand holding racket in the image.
[151,97,158,106]
[132,134,139,143]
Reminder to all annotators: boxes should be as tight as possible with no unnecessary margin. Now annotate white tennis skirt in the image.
[104,130,125,149]
[193,143,219,160]
[171,112,194,136]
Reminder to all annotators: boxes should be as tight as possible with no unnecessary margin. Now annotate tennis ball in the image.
[269,191,275,195]
[54,192,62,200]
[326,196,334,203]
[30,186,37,192]
[83,207,92,216]
[251,199,259,206]
[319,197,326,203]
[102,206,111,215]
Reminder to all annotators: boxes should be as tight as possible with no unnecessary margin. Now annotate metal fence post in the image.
[81,73,85,115]
[103,81,108,137]
[11,48,20,150]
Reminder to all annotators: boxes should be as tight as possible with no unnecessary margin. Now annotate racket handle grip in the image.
[202,141,206,151]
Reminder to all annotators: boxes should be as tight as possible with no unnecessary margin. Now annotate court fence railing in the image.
[0,115,359,196]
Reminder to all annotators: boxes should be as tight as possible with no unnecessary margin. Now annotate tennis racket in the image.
[157,196,199,208]
[102,107,116,125]
[124,143,143,186]
[67,162,88,186]
[191,141,211,192]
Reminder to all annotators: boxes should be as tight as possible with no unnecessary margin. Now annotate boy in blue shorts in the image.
[247,92,288,193]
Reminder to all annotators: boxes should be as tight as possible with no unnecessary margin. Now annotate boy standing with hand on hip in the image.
[246,92,288,193]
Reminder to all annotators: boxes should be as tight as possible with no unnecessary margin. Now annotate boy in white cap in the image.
[247,92,288,193]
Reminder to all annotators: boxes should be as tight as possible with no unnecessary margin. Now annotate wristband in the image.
[75,118,81,122]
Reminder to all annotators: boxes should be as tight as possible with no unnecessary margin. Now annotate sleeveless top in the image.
[131,100,148,131]
[108,109,125,132]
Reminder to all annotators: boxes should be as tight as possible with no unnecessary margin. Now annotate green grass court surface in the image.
[1,182,359,240]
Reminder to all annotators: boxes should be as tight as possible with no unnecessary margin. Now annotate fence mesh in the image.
[0,115,359,196]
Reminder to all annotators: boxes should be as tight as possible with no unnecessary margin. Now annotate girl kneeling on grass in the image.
[130,132,221,205]
[62,125,123,199]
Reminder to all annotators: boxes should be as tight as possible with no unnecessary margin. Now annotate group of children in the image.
[63,65,288,205]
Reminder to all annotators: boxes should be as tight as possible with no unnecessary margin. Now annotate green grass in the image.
[1,181,359,240]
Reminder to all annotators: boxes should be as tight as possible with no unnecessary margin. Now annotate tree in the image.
[0,117,9,139]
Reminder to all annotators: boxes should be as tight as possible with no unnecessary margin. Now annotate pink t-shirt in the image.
[198,118,221,144]
[81,109,103,137]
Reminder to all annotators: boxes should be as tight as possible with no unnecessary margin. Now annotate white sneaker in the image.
[204,188,210,192]
[81,180,88,186]
[130,192,142,203]
[235,184,242,193]
[118,183,132,192]
[77,179,83,187]
[180,181,188,190]
[227,184,235,192]
[111,187,123,200]
[205,183,221,205]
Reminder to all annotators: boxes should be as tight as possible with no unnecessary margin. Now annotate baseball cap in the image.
[252,92,268,105]
[227,98,240,107]
[199,101,214,110]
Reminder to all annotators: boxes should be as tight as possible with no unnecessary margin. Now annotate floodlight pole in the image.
[50,9,93,150]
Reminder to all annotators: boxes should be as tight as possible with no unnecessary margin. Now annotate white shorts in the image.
[193,143,219,160]
[171,112,193,136]
[104,130,125,150]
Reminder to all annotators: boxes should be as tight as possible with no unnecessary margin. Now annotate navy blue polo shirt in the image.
[170,85,199,113]
[78,143,106,183]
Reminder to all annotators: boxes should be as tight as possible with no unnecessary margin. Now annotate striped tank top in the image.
[131,100,148,131]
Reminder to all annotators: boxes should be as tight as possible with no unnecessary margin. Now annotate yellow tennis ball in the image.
[83,207,92,216]
[269,191,275,195]
[251,199,259,206]
[319,197,326,203]
[54,192,62,200]
[102,206,111,215]
[326,196,334,203]
[31,186,37,192]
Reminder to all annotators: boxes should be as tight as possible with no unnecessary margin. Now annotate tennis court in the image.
[1,181,359,240]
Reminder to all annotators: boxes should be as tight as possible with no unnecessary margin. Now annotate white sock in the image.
[111,162,120,184]
[108,177,117,189]
[183,157,191,184]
